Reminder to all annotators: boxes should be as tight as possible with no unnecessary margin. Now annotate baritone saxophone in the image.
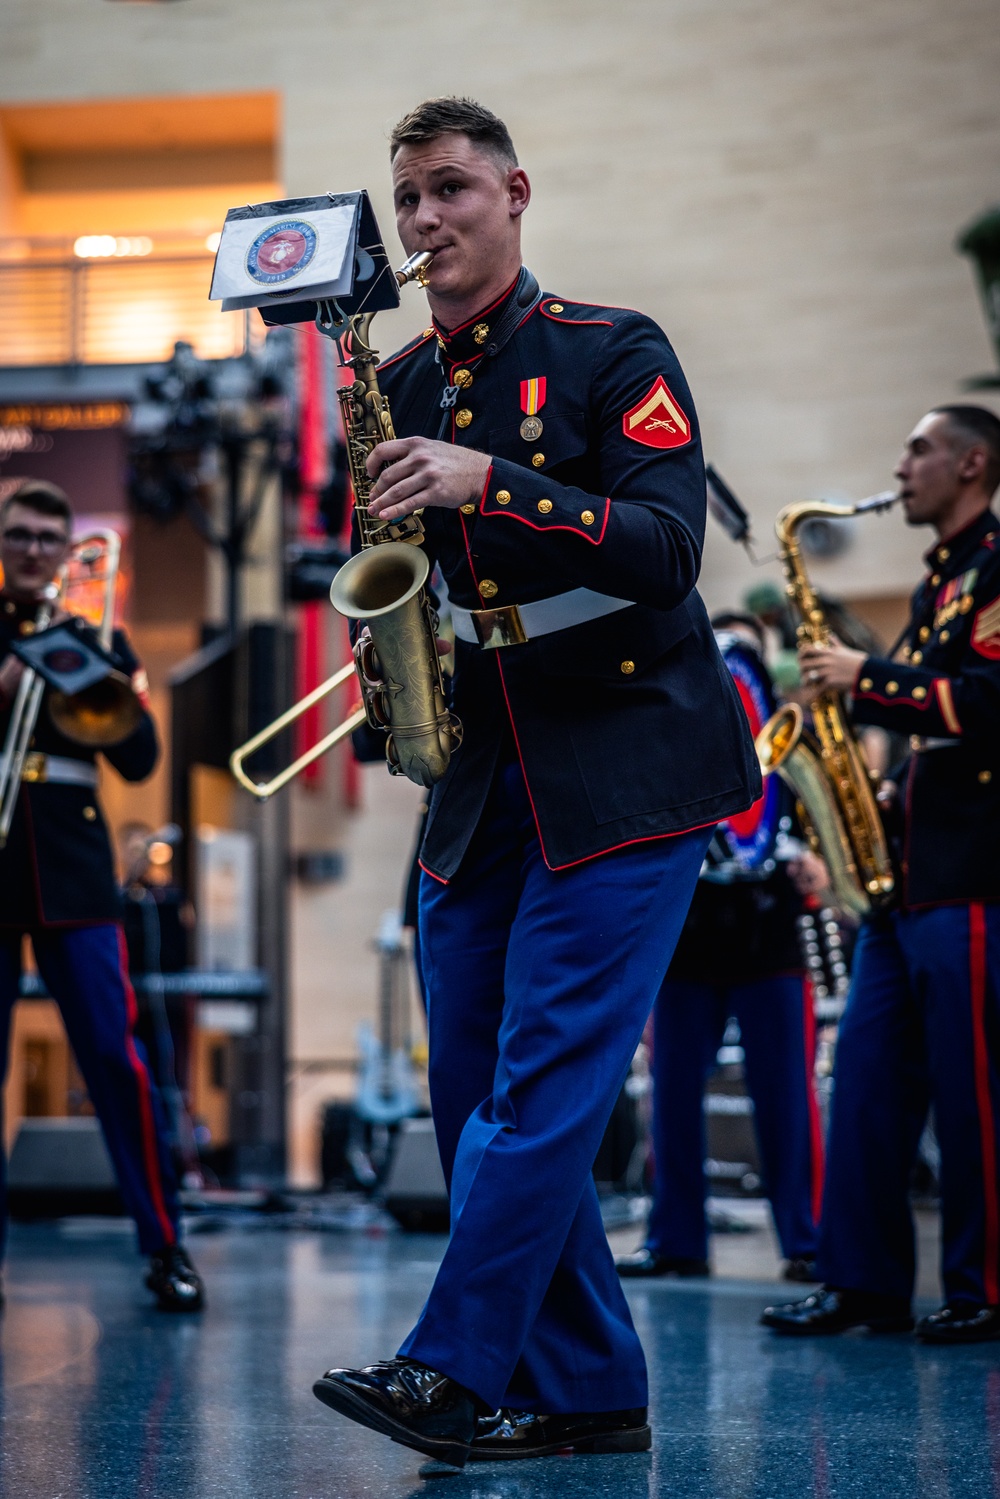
[754,494,898,920]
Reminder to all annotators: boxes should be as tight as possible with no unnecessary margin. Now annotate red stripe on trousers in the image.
[802,975,825,1225]
[970,902,999,1305]
[116,927,176,1248]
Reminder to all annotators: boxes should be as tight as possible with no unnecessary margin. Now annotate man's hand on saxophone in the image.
[366,436,491,523]
[798,632,868,693]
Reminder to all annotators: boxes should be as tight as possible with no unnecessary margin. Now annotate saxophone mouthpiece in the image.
[395,251,434,289]
[855,490,898,514]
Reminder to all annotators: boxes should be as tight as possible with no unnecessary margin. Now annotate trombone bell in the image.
[48,670,143,748]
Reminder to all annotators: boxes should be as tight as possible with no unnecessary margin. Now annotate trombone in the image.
[229,661,367,802]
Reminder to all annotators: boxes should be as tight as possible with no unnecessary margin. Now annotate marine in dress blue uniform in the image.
[762,404,1000,1344]
[0,481,202,1312]
[618,627,823,1282]
[312,100,759,1468]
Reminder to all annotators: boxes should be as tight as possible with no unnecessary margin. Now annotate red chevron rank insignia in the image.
[971,596,1000,659]
[622,376,692,450]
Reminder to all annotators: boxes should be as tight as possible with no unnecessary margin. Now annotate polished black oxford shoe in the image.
[760,1286,914,1335]
[782,1258,820,1283]
[313,1357,480,1469]
[916,1302,1000,1344]
[615,1248,710,1279]
[145,1245,205,1313]
[470,1406,651,1461]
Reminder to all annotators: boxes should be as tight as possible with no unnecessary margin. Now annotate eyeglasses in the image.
[1,527,69,554]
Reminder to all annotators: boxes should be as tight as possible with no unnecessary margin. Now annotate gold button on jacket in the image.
[620,660,635,675]
[537,498,553,514]
[455,409,473,429]
[885,681,899,694]
[531,453,545,468]
[454,369,473,388]
[479,579,498,599]
[859,677,873,691]
[460,503,476,515]
[495,490,511,505]
[581,510,595,526]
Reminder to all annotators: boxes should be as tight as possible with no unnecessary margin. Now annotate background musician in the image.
[762,404,1000,1344]
[312,97,760,1469]
[617,613,825,1286]
[0,480,203,1313]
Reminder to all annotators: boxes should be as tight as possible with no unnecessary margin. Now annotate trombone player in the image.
[311,97,760,1467]
[762,405,1000,1344]
[0,479,203,1313]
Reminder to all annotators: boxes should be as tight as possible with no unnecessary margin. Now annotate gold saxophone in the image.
[755,495,898,920]
[327,253,462,788]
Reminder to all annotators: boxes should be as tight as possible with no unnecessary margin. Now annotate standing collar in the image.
[432,273,522,366]
[922,508,999,573]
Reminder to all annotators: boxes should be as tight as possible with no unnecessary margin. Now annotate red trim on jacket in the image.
[802,976,825,1225]
[854,688,933,711]
[434,275,521,342]
[116,926,176,1249]
[494,654,717,872]
[969,903,999,1304]
[479,495,611,545]
[378,331,436,374]
[418,858,449,885]
[540,302,614,327]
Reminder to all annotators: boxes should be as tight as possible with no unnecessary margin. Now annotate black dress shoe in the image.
[761,1286,913,1335]
[470,1406,651,1461]
[313,1357,480,1469]
[782,1258,820,1283]
[145,1245,205,1313]
[615,1248,710,1279]
[916,1302,1000,1344]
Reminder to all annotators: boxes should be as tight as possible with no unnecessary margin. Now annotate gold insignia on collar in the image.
[473,323,489,345]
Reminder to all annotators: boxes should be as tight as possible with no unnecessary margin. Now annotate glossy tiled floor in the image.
[0,1211,996,1499]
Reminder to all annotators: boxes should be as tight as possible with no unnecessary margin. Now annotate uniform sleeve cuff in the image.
[479,459,610,544]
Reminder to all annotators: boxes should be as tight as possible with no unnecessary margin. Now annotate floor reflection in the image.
[0,1222,997,1497]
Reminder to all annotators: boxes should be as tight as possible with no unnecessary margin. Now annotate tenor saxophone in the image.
[328,253,462,788]
[755,495,897,919]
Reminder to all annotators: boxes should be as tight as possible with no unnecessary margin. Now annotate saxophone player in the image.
[312,97,760,1467]
[763,404,1000,1344]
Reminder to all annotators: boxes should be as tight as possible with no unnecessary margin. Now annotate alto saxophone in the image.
[755,495,897,919]
[328,253,462,788]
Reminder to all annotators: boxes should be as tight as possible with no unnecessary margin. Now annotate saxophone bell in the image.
[754,496,898,918]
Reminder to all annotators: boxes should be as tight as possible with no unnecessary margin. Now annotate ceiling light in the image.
[74,235,153,258]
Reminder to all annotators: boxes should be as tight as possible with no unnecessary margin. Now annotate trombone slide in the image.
[229,662,366,801]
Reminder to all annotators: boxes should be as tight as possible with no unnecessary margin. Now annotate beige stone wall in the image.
[3,0,999,612]
[3,0,1000,1178]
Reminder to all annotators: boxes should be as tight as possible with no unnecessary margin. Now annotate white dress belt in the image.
[22,753,99,787]
[451,588,635,645]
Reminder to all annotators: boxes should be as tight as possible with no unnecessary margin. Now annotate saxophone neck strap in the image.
[435,267,542,437]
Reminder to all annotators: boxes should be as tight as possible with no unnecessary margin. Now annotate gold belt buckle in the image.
[22,751,47,783]
[471,604,529,650]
